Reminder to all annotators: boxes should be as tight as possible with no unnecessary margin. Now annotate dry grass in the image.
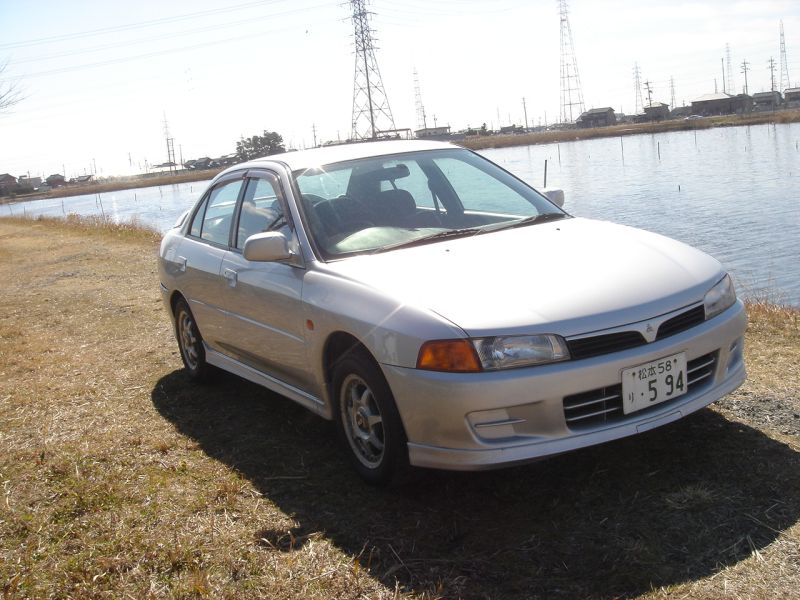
[1,216,798,599]
[459,109,800,151]
[2,170,221,204]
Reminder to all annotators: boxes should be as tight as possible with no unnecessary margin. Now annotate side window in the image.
[199,179,243,245]
[235,176,289,249]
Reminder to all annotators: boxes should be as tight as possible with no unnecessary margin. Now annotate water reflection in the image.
[481,123,800,305]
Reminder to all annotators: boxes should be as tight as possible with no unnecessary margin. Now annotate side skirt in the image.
[205,344,330,419]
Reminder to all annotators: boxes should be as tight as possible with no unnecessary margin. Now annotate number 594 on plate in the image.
[621,352,688,414]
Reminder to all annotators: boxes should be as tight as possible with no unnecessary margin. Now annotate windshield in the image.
[294,148,566,258]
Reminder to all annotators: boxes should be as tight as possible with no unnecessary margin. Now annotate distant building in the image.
[576,107,616,128]
[498,124,524,134]
[18,176,42,189]
[690,92,751,116]
[644,102,670,121]
[752,91,782,111]
[415,126,450,138]
[785,87,800,107]
[0,173,17,195]
[46,174,66,187]
[670,105,692,118]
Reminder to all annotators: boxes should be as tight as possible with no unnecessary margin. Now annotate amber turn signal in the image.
[417,340,482,372]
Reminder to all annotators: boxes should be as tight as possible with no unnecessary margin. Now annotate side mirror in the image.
[243,232,291,262]
[542,188,565,208]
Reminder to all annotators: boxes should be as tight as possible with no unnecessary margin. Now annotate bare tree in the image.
[0,59,23,112]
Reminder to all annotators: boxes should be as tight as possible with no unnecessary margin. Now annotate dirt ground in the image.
[1,216,799,599]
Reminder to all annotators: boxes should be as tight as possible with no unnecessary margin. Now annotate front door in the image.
[217,171,312,393]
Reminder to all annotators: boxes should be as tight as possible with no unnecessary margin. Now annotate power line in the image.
[0,0,292,50]
[1,6,332,81]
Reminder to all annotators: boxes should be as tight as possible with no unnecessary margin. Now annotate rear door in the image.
[217,171,312,392]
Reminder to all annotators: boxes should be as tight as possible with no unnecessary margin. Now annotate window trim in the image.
[185,170,247,249]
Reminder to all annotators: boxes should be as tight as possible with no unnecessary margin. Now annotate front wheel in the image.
[174,298,213,382]
[332,351,408,485]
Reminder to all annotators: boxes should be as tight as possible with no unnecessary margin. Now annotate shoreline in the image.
[3,109,799,205]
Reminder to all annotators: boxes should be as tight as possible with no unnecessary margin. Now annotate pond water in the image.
[481,123,800,305]
[2,122,798,304]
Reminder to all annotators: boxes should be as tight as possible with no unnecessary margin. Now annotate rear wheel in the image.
[332,351,408,485]
[174,298,212,382]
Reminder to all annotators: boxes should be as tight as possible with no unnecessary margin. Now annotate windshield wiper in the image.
[371,226,483,254]
[487,212,568,232]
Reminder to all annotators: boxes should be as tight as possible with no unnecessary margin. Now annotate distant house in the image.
[415,126,450,138]
[577,107,616,128]
[46,174,66,187]
[18,176,42,190]
[785,87,800,107]
[0,173,17,195]
[644,102,670,121]
[752,91,782,111]
[690,93,751,116]
[670,105,692,118]
[498,124,524,134]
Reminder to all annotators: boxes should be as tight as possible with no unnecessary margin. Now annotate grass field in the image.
[1,216,799,599]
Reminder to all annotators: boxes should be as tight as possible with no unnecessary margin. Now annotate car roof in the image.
[226,139,459,175]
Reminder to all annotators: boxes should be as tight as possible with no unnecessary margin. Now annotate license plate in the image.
[622,352,687,414]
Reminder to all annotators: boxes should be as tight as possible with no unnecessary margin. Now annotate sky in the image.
[1,0,798,178]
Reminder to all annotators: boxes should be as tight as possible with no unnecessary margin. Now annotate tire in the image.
[332,350,408,485]
[174,298,213,382]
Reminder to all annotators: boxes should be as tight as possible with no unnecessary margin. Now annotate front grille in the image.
[567,331,646,360]
[563,351,718,430]
[656,306,705,340]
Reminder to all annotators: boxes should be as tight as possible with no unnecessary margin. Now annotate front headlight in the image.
[473,334,570,370]
[704,274,736,320]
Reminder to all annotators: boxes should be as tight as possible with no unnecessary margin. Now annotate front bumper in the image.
[382,300,747,470]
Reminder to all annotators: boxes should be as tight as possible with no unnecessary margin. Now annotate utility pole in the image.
[643,80,653,107]
[768,57,777,92]
[163,113,176,174]
[721,58,726,95]
[670,76,676,109]
[726,43,734,94]
[522,97,529,130]
[741,60,750,95]
[312,123,317,148]
[413,69,427,130]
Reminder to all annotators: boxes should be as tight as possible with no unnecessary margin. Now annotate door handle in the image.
[223,268,238,287]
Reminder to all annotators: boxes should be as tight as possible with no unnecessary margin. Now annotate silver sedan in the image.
[159,140,746,484]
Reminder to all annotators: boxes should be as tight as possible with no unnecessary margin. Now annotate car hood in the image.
[319,218,724,337]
